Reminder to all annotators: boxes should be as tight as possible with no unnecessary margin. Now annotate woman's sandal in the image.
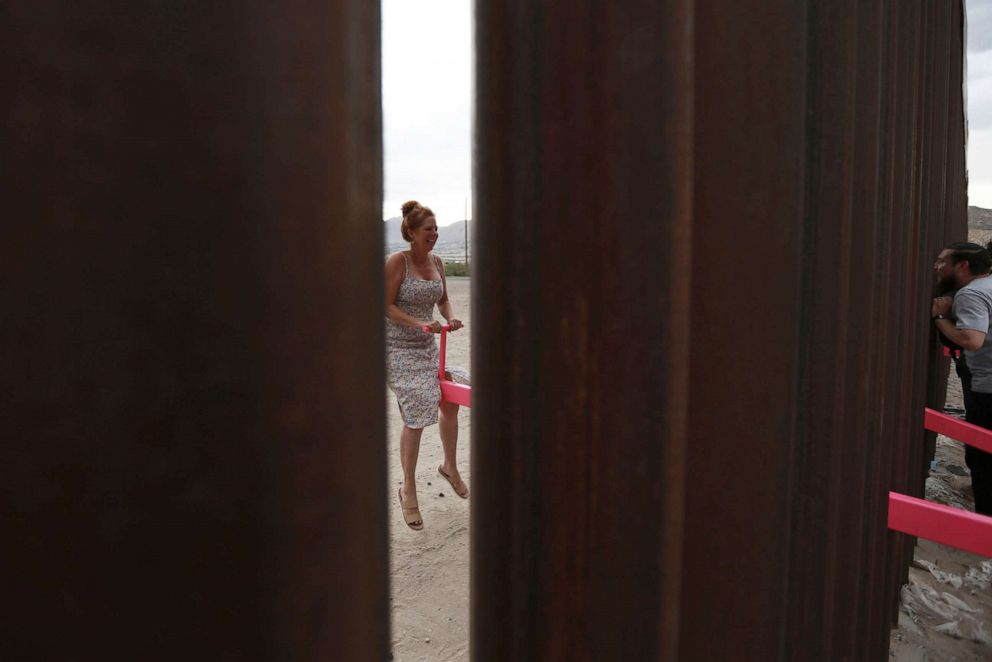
[438,466,469,499]
[398,487,424,530]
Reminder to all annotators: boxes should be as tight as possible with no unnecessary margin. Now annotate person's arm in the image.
[434,257,464,331]
[385,253,440,330]
[933,318,986,350]
[933,294,988,351]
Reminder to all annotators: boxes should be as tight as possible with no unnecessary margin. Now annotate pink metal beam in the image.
[438,324,448,380]
[924,408,992,454]
[423,324,472,408]
[441,381,472,407]
[888,492,992,558]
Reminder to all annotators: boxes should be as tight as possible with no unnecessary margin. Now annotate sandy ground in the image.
[387,277,992,660]
[388,277,472,662]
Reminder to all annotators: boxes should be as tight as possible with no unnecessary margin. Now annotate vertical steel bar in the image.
[680,2,808,659]
[885,2,925,631]
[849,3,888,655]
[473,1,693,658]
[0,2,388,659]
[685,1,967,658]
[920,0,950,485]
[784,2,860,657]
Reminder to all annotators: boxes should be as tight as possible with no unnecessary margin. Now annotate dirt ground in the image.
[388,276,472,662]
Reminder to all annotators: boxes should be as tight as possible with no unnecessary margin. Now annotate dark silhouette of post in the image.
[1,3,388,659]
[473,1,693,658]
[683,2,966,659]
[475,1,966,660]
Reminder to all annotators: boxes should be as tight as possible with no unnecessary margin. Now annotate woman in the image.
[385,200,470,530]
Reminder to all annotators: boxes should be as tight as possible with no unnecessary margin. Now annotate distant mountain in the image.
[970,206,992,231]
[384,216,404,246]
[439,220,470,245]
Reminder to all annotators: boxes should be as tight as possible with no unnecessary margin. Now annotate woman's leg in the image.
[438,387,468,497]
[439,399,460,476]
[400,424,423,504]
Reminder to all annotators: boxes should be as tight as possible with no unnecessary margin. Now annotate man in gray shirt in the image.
[932,242,992,515]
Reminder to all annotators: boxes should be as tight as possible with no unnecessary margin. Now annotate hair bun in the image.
[398,200,435,242]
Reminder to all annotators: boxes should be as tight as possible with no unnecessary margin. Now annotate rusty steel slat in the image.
[680,2,808,660]
[890,3,933,635]
[473,1,693,658]
[870,3,906,644]
[882,1,919,638]
[874,5,906,642]
[684,1,967,658]
[865,1,907,649]
[874,1,968,647]
[849,2,892,655]
[905,0,937,512]
[786,1,863,658]
[920,0,951,485]
[944,1,969,240]
[0,3,388,659]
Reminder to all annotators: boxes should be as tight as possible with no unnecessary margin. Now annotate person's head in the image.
[401,200,438,251]
[935,242,992,290]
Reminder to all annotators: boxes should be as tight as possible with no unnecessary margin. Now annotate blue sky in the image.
[381,1,992,223]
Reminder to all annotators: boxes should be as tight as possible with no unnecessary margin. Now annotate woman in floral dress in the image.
[385,201,470,530]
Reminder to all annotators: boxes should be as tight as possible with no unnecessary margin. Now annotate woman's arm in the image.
[434,257,464,330]
[385,253,438,329]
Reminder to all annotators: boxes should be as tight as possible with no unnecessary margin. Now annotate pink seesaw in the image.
[421,323,472,408]
[888,492,992,558]
[886,407,992,558]
[924,407,992,454]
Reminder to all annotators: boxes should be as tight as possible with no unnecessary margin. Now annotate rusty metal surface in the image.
[1,0,968,658]
[680,2,809,659]
[0,2,388,659]
[476,0,965,660]
[684,1,968,660]
[472,1,693,658]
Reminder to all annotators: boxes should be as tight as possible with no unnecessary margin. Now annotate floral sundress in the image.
[386,254,470,428]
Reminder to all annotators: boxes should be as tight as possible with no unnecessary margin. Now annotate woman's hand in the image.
[448,318,464,332]
[423,320,443,333]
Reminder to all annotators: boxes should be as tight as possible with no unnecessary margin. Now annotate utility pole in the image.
[464,197,469,272]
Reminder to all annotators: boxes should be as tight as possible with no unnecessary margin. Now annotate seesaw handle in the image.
[419,324,456,380]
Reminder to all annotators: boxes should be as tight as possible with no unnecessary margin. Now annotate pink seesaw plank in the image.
[423,323,472,408]
[888,492,992,558]
[441,381,472,407]
[439,324,449,381]
[924,408,992,454]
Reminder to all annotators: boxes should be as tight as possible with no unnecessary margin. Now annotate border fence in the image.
[4,1,970,659]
